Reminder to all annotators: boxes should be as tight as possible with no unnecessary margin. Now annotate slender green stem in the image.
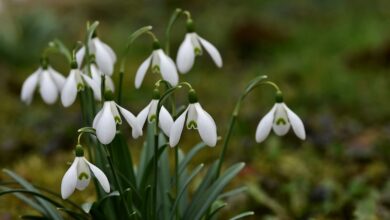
[174,146,179,220]
[216,75,270,177]
[117,71,124,105]
[153,131,159,220]
[165,8,183,55]
[104,144,133,219]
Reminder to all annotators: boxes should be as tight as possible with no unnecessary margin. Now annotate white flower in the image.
[61,68,102,107]
[176,33,222,74]
[90,64,115,92]
[61,153,110,199]
[21,66,66,105]
[169,102,217,147]
[135,99,174,138]
[135,48,178,89]
[255,102,306,143]
[76,37,117,76]
[93,101,142,144]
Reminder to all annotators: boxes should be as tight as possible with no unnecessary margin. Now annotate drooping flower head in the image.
[255,91,306,143]
[135,41,178,89]
[169,89,217,147]
[21,58,66,105]
[93,92,142,144]
[61,60,102,107]
[135,89,173,138]
[176,19,223,74]
[61,145,110,199]
[76,32,117,76]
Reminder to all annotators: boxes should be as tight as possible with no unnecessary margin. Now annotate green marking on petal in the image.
[187,121,197,129]
[115,116,122,124]
[152,65,160,74]
[194,47,203,56]
[148,115,156,123]
[275,117,287,125]
[77,83,85,91]
[78,172,89,180]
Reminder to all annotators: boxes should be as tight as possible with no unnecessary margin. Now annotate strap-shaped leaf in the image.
[2,169,63,220]
[229,211,255,220]
[178,142,207,174]
[184,162,245,219]
[0,186,45,214]
[218,186,247,200]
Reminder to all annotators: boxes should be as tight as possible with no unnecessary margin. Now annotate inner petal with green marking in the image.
[275,117,287,125]
[152,65,160,74]
[187,120,197,129]
[78,172,89,180]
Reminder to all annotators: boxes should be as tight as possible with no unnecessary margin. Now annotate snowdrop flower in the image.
[61,62,102,107]
[61,145,110,199]
[255,92,306,143]
[76,35,116,76]
[90,63,115,92]
[135,90,174,138]
[21,61,66,105]
[176,20,222,73]
[93,97,142,144]
[135,41,178,89]
[169,90,217,147]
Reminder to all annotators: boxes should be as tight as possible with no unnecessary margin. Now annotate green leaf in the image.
[218,186,247,200]
[2,169,63,220]
[157,134,172,220]
[206,201,227,220]
[137,123,156,187]
[184,162,245,220]
[229,211,255,220]
[0,186,46,214]
[170,163,204,219]
[178,142,207,174]
[354,190,379,220]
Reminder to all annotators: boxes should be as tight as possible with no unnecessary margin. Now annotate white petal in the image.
[105,75,115,92]
[97,38,117,63]
[39,70,59,104]
[159,106,174,136]
[176,34,195,74]
[157,50,178,86]
[76,47,86,67]
[272,103,290,136]
[94,38,115,75]
[135,55,152,89]
[148,100,158,122]
[93,108,104,128]
[61,70,78,107]
[186,104,198,129]
[75,158,91,191]
[284,103,306,140]
[61,158,79,199]
[135,103,151,138]
[48,67,66,90]
[198,35,223,68]
[194,103,217,147]
[95,102,117,144]
[86,159,110,193]
[21,68,41,105]
[81,73,102,101]
[169,108,189,147]
[255,105,276,143]
[117,104,143,138]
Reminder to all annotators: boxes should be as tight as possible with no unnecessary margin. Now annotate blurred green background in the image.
[1,0,390,219]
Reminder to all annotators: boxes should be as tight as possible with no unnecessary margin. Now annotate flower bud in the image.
[275,91,283,103]
[75,145,84,157]
[188,89,198,103]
